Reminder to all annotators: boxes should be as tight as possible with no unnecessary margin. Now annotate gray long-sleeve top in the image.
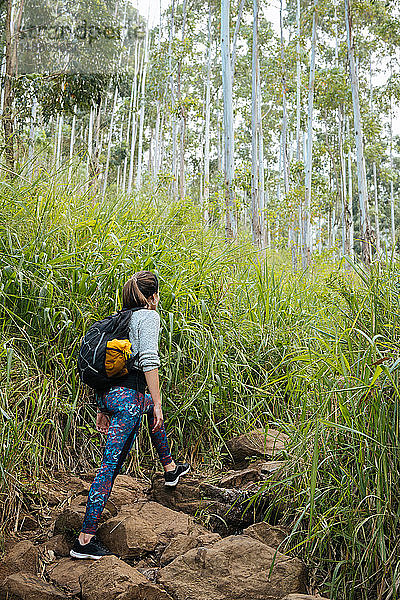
[128,308,161,372]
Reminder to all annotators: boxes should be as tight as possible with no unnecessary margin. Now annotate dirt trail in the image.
[0,428,329,600]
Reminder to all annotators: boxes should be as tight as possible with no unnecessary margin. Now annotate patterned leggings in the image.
[81,386,173,535]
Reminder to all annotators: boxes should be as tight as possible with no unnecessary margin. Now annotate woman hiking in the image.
[70,271,190,560]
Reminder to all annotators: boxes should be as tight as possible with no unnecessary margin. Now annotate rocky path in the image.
[0,428,329,600]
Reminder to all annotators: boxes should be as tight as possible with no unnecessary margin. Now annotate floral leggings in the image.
[81,386,173,535]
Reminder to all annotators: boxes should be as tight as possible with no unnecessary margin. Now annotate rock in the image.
[243,522,288,549]
[158,534,307,600]
[53,509,84,537]
[107,474,149,510]
[80,555,173,600]
[0,572,68,599]
[219,465,265,488]
[151,474,270,533]
[97,500,213,560]
[226,428,289,464]
[283,596,330,600]
[46,557,92,595]
[40,476,89,507]
[134,558,159,583]
[258,460,288,474]
[0,541,38,582]
[19,515,38,532]
[218,461,289,488]
[39,535,72,558]
[161,531,221,566]
[39,486,66,506]
[53,506,111,537]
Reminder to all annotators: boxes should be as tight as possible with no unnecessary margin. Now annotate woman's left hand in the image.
[152,405,164,434]
[96,411,110,434]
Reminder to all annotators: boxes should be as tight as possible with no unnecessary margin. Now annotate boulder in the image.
[218,461,289,488]
[257,460,289,474]
[134,559,158,583]
[97,500,212,560]
[107,474,149,510]
[39,535,72,558]
[40,476,90,507]
[0,541,38,582]
[161,530,220,566]
[46,557,92,595]
[69,494,119,518]
[243,522,288,549]
[53,506,111,537]
[0,572,68,600]
[158,534,307,600]
[226,428,289,464]
[53,508,85,537]
[218,465,265,488]
[151,474,270,533]
[80,555,173,600]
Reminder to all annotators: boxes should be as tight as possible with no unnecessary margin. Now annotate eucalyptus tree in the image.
[2,0,24,176]
[345,0,372,264]
[251,0,262,247]
[203,3,212,223]
[135,24,150,190]
[220,0,236,238]
[303,0,318,266]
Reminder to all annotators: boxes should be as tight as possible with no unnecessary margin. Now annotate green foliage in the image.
[2,175,400,598]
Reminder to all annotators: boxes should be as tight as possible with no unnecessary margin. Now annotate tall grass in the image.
[1,173,400,599]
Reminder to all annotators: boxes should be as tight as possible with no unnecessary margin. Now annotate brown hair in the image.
[122,271,159,309]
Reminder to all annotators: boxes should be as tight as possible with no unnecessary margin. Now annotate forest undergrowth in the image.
[1,173,400,600]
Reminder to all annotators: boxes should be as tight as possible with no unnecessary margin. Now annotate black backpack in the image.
[77,308,141,390]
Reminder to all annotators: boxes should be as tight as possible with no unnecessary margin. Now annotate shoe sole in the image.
[70,549,105,560]
[164,465,191,487]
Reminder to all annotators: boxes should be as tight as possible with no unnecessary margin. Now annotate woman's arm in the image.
[144,368,163,433]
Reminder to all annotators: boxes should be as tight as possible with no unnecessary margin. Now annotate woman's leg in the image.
[143,392,174,468]
[80,388,143,537]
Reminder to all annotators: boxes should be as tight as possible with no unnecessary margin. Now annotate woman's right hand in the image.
[96,411,110,434]
[152,405,164,433]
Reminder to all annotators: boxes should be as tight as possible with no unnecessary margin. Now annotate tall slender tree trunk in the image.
[0,44,7,116]
[169,0,178,198]
[102,86,119,199]
[3,0,24,176]
[231,0,246,81]
[256,51,265,246]
[373,162,380,254]
[53,115,59,168]
[389,86,395,248]
[221,0,236,239]
[296,0,302,256]
[123,55,137,192]
[90,97,104,194]
[86,105,94,185]
[339,109,351,255]
[345,0,371,264]
[346,117,354,254]
[280,0,295,266]
[136,26,150,189]
[203,3,212,224]
[27,96,37,180]
[280,0,289,196]
[127,44,142,196]
[251,0,261,247]
[56,114,63,170]
[68,105,76,184]
[369,57,380,254]
[303,0,318,267]
[178,0,188,199]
